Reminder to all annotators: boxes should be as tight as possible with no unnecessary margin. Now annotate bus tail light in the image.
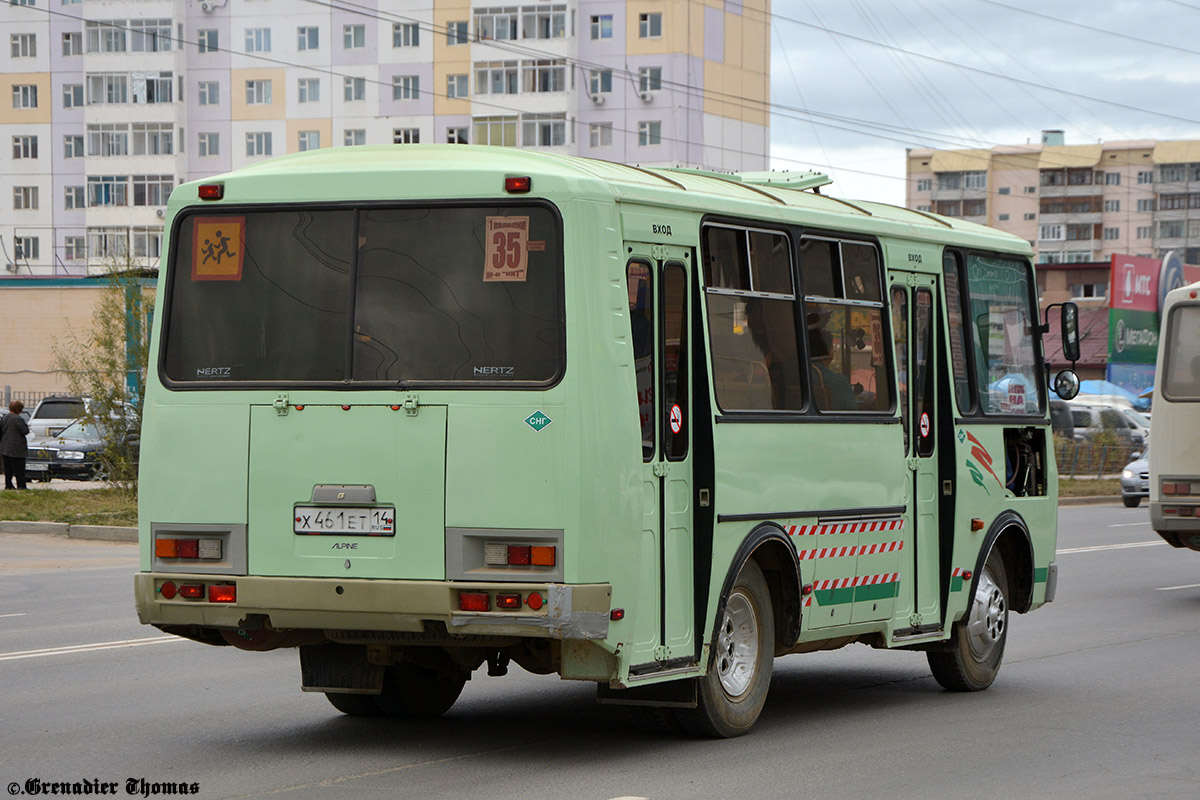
[483,542,557,568]
[496,593,522,610]
[208,584,237,603]
[526,592,544,610]
[154,536,223,560]
[507,545,531,565]
[459,591,490,612]
[179,584,204,599]
[504,176,532,193]
[530,546,556,566]
[159,581,177,599]
[198,183,224,200]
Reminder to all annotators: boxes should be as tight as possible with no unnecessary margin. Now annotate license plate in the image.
[1141,482,1149,491]
[26,463,48,472]
[293,506,395,536]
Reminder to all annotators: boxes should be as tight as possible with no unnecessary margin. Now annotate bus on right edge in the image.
[1150,279,1200,551]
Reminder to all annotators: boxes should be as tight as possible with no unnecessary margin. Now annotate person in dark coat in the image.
[1,400,30,490]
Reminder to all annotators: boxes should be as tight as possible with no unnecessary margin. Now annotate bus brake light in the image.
[208,584,237,603]
[496,593,522,610]
[198,183,224,200]
[459,591,490,612]
[505,176,532,193]
[179,584,204,599]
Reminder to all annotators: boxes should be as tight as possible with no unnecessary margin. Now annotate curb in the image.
[1,520,137,542]
[1058,495,1125,506]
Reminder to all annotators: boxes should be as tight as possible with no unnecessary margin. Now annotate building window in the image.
[447,73,468,98]
[298,78,319,103]
[297,26,319,50]
[639,12,662,38]
[589,122,612,148]
[12,84,38,109]
[198,29,218,53]
[343,129,366,146]
[916,178,932,192]
[12,135,38,159]
[963,199,986,216]
[245,79,273,105]
[1160,164,1185,183]
[65,185,85,210]
[475,61,518,94]
[1136,226,1151,239]
[1067,168,1093,186]
[131,227,164,259]
[13,186,39,210]
[1137,198,1155,213]
[1022,212,1034,220]
[297,131,320,151]
[10,33,35,57]
[392,75,419,100]
[86,73,127,104]
[198,81,219,105]
[590,14,612,39]
[132,122,173,155]
[198,132,219,157]
[1066,223,1094,241]
[1105,172,1121,185]
[475,7,518,41]
[522,4,566,39]
[473,115,518,146]
[522,59,566,92]
[62,31,81,55]
[343,24,365,49]
[1103,227,1120,240]
[917,204,932,212]
[964,171,987,189]
[1039,224,1065,241]
[62,83,83,108]
[245,131,272,157]
[638,120,661,146]
[998,213,1010,221]
[136,71,173,104]
[638,66,662,92]
[447,127,468,144]
[589,69,612,95]
[936,200,961,216]
[1160,220,1185,239]
[130,19,171,52]
[87,227,129,260]
[86,20,125,52]
[1024,185,1036,193]
[64,237,86,261]
[13,237,39,261]
[446,21,469,44]
[1040,170,1063,187]
[521,113,566,147]
[393,128,419,144]
[1137,171,1153,184]
[245,27,271,53]
[88,175,129,206]
[1069,283,1107,299]
[937,172,962,190]
[343,76,366,101]
[393,22,419,47]
[132,174,173,206]
[87,123,129,156]
[997,186,1010,195]
[64,134,84,158]
[1104,199,1120,212]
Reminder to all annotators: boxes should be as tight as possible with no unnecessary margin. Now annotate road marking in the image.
[1156,583,1200,591]
[0,635,181,662]
[1108,522,1150,528]
[1056,541,1164,555]
[0,613,27,619]
[608,797,649,800]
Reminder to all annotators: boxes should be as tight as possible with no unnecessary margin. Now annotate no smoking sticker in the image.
[919,411,931,439]
[669,404,683,435]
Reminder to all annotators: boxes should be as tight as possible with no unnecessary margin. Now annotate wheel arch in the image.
[974,511,1035,614]
[713,523,802,658]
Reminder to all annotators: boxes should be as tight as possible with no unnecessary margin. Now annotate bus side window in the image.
[627,261,655,461]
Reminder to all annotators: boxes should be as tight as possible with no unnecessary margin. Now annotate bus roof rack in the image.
[659,167,833,193]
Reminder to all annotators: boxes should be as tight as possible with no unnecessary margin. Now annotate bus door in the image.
[888,272,943,630]
[626,245,695,666]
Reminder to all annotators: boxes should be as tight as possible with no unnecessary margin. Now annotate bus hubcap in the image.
[716,590,758,698]
[965,568,1005,659]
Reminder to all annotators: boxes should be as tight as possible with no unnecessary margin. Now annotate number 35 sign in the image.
[485,216,531,282]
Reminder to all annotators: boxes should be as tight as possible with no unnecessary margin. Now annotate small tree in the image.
[52,269,155,493]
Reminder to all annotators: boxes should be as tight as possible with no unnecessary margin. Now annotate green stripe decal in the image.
[853,583,900,602]
[1034,567,1048,583]
[951,576,965,593]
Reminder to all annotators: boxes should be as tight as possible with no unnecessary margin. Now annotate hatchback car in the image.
[25,419,139,481]
[26,396,86,440]
[1120,448,1150,508]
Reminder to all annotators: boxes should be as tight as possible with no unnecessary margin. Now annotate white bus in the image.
[1150,279,1200,550]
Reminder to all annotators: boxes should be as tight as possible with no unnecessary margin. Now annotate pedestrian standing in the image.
[1,400,30,490]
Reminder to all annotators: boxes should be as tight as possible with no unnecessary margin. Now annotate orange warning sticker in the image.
[484,216,529,282]
[192,217,245,281]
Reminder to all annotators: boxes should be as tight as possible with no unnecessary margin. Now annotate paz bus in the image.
[1150,279,1200,551]
[134,145,1081,737]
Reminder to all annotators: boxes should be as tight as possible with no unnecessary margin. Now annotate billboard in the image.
[1107,253,1200,393]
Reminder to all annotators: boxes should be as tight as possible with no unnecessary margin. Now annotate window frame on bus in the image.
[157,198,567,391]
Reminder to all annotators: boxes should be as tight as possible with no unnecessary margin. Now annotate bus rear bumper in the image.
[1150,503,1200,550]
[134,573,612,640]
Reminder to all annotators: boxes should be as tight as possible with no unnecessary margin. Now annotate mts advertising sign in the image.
[1109,255,1161,364]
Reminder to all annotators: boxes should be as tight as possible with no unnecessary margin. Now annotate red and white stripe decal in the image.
[803,573,901,606]
[795,540,905,560]
[785,519,904,537]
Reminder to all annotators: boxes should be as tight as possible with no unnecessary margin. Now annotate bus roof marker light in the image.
[198,183,224,200]
[505,176,532,193]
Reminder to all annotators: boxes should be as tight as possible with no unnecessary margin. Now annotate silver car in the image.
[1120,448,1150,508]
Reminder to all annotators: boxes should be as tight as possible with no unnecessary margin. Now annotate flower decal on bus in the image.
[961,429,1002,493]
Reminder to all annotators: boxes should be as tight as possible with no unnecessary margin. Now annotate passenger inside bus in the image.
[807,312,856,411]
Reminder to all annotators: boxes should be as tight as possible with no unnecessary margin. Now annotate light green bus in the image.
[134,145,1079,736]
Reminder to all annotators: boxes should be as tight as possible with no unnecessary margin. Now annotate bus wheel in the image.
[374,661,467,718]
[677,560,774,738]
[325,691,386,717]
[928,548,1009,691]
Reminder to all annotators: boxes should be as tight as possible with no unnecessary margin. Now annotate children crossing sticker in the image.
[192,217,245,281]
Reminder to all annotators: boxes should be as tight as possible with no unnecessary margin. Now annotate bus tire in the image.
[324,691,386,717]
[677,559,774,738]
[374,661,467,719]
[928,548,1009,691]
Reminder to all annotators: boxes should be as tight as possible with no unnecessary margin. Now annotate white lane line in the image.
[1108,522,1150,527]
[0,613,27,618]
[1156,583,1200,591]
[0,635,182,662]
[1057,541,1164,555]
[608,797,649,800]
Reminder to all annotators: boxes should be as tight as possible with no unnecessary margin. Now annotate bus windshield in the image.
[162,205,563,386]
[965,254,1042,415]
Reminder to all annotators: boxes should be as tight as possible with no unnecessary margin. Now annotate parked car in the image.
[1120,448,1150,508]
[25,419,139,481]
[1068,403,1141,447]
[26,396,87,440]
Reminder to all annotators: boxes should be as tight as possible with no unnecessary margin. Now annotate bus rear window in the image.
[1162,305,1200,401]
[162,205,562,386]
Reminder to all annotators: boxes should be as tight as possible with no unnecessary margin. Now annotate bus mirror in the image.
[1053,369,1080,400]
[1061,302,1081,363]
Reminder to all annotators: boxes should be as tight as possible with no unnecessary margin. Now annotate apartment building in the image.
[1,0,771,275]
[906,131,1200,270]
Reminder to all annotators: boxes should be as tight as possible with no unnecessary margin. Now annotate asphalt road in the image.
[1,504,1197,800]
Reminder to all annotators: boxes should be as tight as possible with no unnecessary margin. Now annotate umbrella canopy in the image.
[1077,380,1151,409]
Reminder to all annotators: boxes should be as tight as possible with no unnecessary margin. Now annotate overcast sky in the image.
[765,0,1200,206]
